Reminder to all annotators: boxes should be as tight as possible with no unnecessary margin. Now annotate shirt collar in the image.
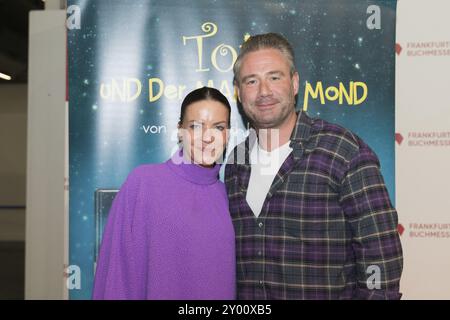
[237,111,317,164]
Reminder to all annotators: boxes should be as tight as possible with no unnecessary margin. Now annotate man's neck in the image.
[257,111,298,152]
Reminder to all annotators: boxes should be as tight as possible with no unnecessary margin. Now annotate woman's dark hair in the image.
[178,87,231,128]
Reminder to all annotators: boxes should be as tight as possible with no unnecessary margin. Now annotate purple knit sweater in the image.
[93,149,236,299]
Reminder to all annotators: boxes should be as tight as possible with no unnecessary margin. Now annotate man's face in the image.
[236,48,299,129]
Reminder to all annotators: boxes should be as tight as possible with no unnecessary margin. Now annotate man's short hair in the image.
[233,33,297,84]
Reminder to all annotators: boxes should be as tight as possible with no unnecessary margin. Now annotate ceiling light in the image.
[0,73,12,80]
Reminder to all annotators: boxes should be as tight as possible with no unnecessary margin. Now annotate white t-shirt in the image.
[246,140,293,217]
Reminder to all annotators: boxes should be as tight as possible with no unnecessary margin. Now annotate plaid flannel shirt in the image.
[225,111,403,300]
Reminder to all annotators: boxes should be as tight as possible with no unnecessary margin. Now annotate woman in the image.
[93,87,235,299]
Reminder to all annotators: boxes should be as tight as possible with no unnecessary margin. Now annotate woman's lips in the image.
[199,146,216,153]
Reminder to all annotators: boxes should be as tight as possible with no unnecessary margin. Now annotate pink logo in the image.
[395,133,404,145]
[395,43,402,55]
[397,224,405,236]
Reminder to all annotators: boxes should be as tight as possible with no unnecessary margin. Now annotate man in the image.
[225,33,403,299]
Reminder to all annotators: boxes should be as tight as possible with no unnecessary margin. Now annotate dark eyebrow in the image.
[213,121,227,125]
[187,120,227,126]
[241,71,285,83]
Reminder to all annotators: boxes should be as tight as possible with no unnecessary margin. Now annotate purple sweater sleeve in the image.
[92,169,148,299]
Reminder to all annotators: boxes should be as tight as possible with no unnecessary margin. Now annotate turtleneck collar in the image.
[166,148,221,185]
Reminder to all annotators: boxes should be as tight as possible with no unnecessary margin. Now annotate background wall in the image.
[0,84,27,299]
[25,10,67,300]
[0,84,27,241]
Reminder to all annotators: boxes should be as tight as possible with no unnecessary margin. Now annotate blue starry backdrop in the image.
[68,0,397,299]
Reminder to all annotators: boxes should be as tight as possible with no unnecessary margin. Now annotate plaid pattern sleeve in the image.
[225,111,403,300]
[339,134,403,299]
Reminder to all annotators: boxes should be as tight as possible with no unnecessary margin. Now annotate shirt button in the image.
[257,250,262,256]
[259,280,263,285]
[258,222,263,228]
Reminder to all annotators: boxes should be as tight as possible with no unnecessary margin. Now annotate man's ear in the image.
[292,71,300,96]
[234,80,241,102]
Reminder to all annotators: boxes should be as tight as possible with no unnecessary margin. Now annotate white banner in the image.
[396,0,450,299]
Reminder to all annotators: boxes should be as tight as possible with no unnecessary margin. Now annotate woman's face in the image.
[178,99,230,167]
